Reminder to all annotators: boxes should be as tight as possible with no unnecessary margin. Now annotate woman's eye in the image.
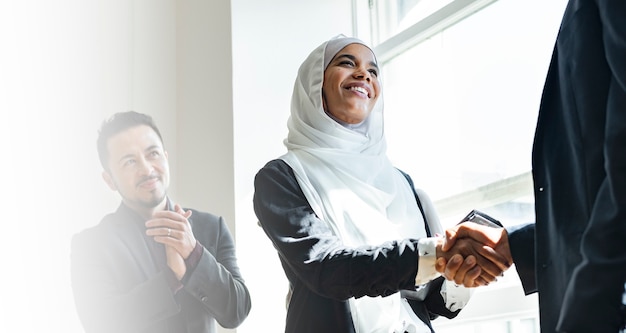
[369,69,378,77]
[339,60,355,67]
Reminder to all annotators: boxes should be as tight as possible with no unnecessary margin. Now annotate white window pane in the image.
[476,321,510,333]
[517,317,538,333]
[382,0,566,224]
[374,0,454,42]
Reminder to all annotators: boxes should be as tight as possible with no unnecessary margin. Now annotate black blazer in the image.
[253,159,460,333]
[509,1,626,332]
[71,203,251,333]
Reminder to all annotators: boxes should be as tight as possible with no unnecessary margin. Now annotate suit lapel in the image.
[113,205,162,279]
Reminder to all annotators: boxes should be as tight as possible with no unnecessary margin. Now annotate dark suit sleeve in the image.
[557,1,626,331]
[71,229,181,333]
[183,215,251,328]
[253,160,421,300]
[506,223,537,294]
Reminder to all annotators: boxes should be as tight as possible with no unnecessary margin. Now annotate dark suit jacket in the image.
[253,160,460,333]
[71,202,251,333]
[508,1,626,332]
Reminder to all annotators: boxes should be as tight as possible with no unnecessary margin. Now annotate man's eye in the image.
[123,159,136,167]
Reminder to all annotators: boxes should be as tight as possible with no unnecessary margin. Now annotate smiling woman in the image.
[322,43,381,125]
[251,35,506,333]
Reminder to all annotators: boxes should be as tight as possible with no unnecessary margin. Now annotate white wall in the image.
[176,0,235,229]
[176,2,236,332]
[1,1,170,331]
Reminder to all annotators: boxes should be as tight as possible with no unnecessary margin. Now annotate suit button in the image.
[201,296,209,303]
[538,187,544,192]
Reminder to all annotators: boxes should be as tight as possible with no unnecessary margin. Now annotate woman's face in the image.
[322,43,380,124]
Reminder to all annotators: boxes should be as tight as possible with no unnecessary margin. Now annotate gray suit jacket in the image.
[71,202,251,333]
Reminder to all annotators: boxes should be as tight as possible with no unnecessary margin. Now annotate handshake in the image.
[434,211,514,288]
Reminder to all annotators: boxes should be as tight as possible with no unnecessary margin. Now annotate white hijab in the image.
[281,35,437,333]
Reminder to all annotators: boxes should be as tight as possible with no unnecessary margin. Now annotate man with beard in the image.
[71,111,251,333]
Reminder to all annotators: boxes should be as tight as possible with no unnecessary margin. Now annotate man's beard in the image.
[137,192,167,209]
[118,189,167,211]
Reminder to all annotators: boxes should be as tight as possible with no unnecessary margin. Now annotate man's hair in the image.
[97,111,164,170]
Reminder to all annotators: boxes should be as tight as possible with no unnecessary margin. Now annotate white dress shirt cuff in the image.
[415,237,441,286]
[440,280,472,312]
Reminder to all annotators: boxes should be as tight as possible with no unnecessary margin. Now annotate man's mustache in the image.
[136,175,160,187]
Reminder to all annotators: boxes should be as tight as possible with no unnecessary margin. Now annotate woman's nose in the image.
[353,68,371,81]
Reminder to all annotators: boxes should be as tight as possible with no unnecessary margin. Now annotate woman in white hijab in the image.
[253,35,507,333]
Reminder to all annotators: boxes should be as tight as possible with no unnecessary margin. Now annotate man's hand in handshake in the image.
[435,222,514,288]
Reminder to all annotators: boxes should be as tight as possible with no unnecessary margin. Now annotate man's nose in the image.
[136,157,155,175]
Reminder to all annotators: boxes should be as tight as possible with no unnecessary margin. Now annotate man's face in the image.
[102,125,169,211]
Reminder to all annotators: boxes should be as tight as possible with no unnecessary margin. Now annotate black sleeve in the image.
[507,223,537,294]
[253,159,421,300]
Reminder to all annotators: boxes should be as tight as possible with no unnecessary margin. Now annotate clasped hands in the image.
[145,204,198,280]
[434,222,513,287]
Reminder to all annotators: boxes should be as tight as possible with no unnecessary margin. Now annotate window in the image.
[355,0,568,330]
[370,0,455,44]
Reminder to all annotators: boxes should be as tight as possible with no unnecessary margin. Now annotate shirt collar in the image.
[116,197,173,222]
